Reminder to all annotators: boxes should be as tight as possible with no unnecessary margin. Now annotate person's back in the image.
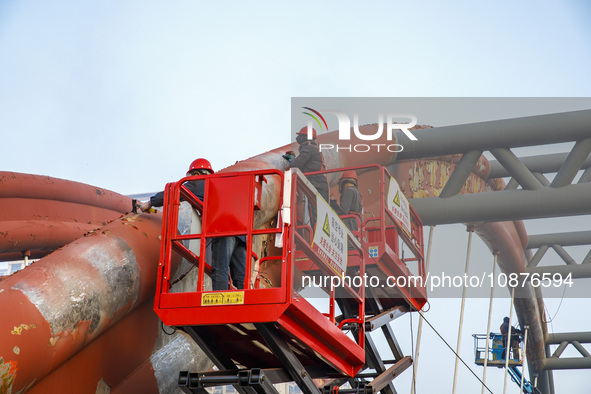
[291,127,329,201]
[331,170,362,231]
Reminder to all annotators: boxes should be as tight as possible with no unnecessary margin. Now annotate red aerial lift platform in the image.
[154,165,426,394]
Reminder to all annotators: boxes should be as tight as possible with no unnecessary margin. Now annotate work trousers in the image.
[211,237,247,291]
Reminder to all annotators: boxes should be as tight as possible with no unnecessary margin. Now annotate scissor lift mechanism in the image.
[154,165,427,393]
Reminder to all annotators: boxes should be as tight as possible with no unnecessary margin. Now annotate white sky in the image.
[1,1,590,393]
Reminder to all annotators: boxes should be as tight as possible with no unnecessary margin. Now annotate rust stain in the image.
[99,230,116,237]
[0,357,17,394]
[122,222,139,230]
[11,324,37,336]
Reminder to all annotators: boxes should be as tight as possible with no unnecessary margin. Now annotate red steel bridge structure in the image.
[1,108,591,393]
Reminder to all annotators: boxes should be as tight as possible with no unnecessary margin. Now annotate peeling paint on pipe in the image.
[0,212,162,393]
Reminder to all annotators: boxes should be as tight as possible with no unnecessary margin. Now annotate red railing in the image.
[155,170,287,312]
[304,164,426,310]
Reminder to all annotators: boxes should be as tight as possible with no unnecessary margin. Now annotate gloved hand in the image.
[282,151,295,162]
[139,201,153,213]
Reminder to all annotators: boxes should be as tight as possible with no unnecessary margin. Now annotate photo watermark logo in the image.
[301,107,418,153]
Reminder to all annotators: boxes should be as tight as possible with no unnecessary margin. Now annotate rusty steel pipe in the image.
[0,172,134,260]
[0,212,162,392]
[25,298,208,394]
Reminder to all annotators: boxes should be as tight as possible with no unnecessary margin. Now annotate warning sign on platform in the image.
[201,291,244,306]
[312,194,348,277]
[386,177,412,237]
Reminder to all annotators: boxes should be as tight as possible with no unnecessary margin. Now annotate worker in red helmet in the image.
[289,126,329,202]
[186,158,214,176]
[330,170,362,231]
[139,158,213,213]
[189,160,246,289]
[140,159,246,290]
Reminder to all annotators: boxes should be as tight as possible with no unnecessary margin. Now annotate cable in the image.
[410,307,417,392]
[417,310,494,394]
[170,264,196,287]
[160,320,176,336]
[542,283,567,323]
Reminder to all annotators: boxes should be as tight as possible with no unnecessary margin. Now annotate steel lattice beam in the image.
[488,152,591,179]
[410,183,591,225]
[527,231,591,248]
[396,109,591,160]
[525,231,591,279]
[544,332,591,371]
[394,109,591,394]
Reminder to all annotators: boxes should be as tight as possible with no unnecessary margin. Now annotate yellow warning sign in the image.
[322,214,331,236]
[387,177,411,236]
[393,191,400,207]
[312,194,348,276]
[201,291,244,306]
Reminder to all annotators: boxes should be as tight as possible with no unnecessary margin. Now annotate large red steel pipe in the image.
[0,172,132,212]
[25,298,210,394]
[0,172,134,260]
[0,212,162,392]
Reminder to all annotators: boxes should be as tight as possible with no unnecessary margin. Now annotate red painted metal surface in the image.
[27,301,160,394]
[307,165,427,311]
[154,169,367,378]
[0,172,131,211]
[0,123,540,392]
[0,172,133,261]
[0,211,162,392]
[0,128,408,392]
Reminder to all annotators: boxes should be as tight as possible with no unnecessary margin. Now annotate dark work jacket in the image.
[500,322,523,336]
[500,322,523,348]
[150,180,246,242]
[291,142,329,201]
[150,179,205,207]
[332,185,362,231]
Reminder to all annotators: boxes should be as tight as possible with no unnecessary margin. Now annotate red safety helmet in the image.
[339,170,358,182]
[187,158,214,175]
[296,126,317,139]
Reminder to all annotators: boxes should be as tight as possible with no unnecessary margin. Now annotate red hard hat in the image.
[297,126,317,139]
[340,170,358,181]
[187,158,214,175]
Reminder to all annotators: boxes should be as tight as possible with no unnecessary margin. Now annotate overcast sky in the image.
[1,1,590,393]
